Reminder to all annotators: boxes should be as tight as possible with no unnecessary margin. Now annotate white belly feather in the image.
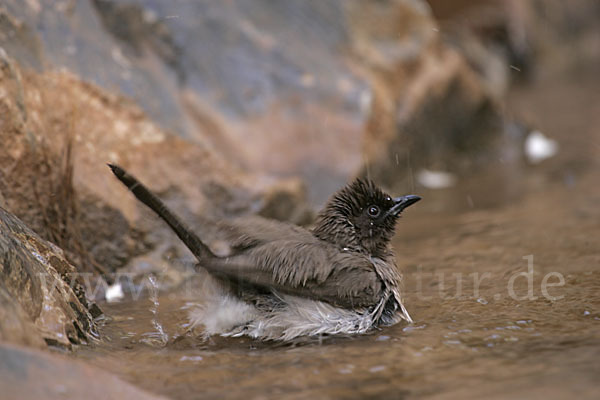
[188,257,409,341]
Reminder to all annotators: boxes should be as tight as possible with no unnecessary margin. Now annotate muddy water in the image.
[74,70,600,399]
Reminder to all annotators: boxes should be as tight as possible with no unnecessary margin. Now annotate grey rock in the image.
[0,207,99,348]
[0,343,167,400]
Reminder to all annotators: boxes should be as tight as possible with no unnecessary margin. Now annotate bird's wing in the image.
[214,216,316,251]
[200,241,383,309]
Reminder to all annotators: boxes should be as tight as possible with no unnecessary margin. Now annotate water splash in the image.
[141,274,169,346]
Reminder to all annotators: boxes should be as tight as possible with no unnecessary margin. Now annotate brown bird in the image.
[108,164,420,340]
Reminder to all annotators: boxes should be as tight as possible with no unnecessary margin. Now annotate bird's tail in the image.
[107,164,214,261]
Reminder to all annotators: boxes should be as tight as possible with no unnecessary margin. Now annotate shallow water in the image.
[74,69,600,399]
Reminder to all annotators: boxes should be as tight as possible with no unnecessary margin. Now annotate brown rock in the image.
[0,284,46,349]
[344,0,505,192]
[0,0,510,203]
[0,207,97,348]
[0,343,167,400]
[0,50,309,281]
[0,0,534,286]
[427,0,600,81]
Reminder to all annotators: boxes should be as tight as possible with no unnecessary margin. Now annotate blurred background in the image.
[0,1,599,399]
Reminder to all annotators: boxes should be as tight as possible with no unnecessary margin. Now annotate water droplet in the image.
[403,324,427,332]
[504,325,521,330]
[444,340,461,346]
[369,365,386,373]
[516,320,532,325]
[180,355,203,362]
[416,169,457,189]
[339,364,354,374]
[485,334,501,340]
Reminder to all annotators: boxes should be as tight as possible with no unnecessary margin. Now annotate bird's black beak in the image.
[389,195,421,216]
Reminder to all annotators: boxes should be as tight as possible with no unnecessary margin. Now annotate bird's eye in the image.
[367,205,380,217]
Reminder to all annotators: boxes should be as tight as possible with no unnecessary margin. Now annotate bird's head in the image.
[313,179,420,258]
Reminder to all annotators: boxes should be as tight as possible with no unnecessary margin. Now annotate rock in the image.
[427,0,600,80]
[0,284,46,349]
[0,207,98,348]
[0,50,309,280]
[522,0,600,77]
[345,0,506,192]
[255,177,314,226]
[0,0,512,203]
[0,0,549,294]
[0,343,167,400]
